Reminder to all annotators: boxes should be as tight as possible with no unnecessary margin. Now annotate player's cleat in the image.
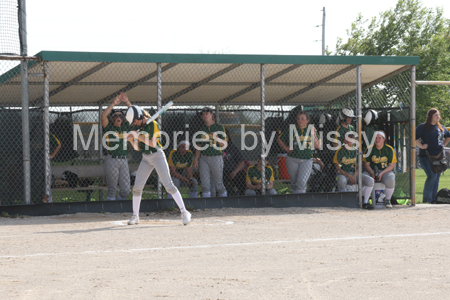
[385,199,393,209]
[128,215,139,225]
[362,203,374,210]
[181,211,191,226]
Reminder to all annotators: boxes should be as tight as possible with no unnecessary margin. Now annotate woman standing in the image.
[101,93,131,201]
[416,108,450,204]
[124,93,191,225]
[277,112,320,194]
[362,131,397,208]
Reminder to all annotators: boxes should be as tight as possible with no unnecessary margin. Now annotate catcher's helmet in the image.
[126,105,144,124]
[364,109,378,126]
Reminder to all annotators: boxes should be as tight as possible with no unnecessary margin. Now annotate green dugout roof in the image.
[1,51,419,106]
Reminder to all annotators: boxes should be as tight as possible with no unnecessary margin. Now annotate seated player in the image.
[245,158,277,196]
[168,140,198,198]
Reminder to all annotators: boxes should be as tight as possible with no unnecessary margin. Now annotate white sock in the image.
[385,188,394,200]
[218,191,227,197]
[132,195,142,216]
[171,191,187,214]
[362,186,373,203]
[203,192,211,198]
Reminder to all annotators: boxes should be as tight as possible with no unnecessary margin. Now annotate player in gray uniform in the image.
[193,107,227,198]
[124,93,191,226]
[101,93,132,201]
[277,111,321,194]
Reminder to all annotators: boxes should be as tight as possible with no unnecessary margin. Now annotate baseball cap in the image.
[201,107,213,113]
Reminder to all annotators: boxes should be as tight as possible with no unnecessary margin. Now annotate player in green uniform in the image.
[245,158,277,196]
[193,107,227,198]
[168,140,198,198]
[362,131,397,208]
[124,93,191,225]
[333,133,359,193]
[101,93,132,201]
[333,108,356,147]
[277,111,321,194]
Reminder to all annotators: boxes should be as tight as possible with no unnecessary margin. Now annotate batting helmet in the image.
[364,109,378,126]
[339,108,356,120]
[126,105,144,124]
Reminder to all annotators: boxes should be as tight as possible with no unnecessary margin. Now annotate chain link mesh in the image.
[0,0,20,56]
[0,57,413,205]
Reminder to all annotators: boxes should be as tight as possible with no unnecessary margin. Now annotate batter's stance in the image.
[124,94,191,225]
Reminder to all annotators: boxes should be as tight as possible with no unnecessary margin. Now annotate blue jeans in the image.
[419,156,441,203]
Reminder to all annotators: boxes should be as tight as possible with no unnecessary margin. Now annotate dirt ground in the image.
[1,204,450,300]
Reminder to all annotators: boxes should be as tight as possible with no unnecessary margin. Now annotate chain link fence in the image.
[0,55,414,206]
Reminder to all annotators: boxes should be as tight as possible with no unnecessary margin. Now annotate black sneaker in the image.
[362,203,374,210]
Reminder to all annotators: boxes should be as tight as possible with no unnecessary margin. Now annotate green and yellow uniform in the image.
[333,146,357,173]
[279,125,318,159]
[198,123,227,156]
[168,149,194,175]
[50,133,60,152]
[104,122,131,157]
[363,144,397,171]
[246,165,275,185]
[138,120,162,154]
[334,124,355,144]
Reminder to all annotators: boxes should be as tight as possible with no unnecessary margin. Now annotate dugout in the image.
[0,51,419,215]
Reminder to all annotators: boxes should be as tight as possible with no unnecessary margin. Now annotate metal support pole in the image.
[43,63,50,199]
[98,105,104,201]
[215,105,220,124]
[261,64,266,194]
[410,66,416,206]
[157,63,163,199]
[356,65,363,208]
[19,0,30,204]
[322,7,326,56]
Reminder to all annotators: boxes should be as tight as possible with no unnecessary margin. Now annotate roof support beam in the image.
[327,65,411,107]
[97,63,178,105]
[219,64,303,104]
[275,65,357,105]
[31,62,112,106]
[163,63,243,104]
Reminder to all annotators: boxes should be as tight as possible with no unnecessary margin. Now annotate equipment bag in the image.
[436,188,450,204]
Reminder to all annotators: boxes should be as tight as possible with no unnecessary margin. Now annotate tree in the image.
[334,0,450,126]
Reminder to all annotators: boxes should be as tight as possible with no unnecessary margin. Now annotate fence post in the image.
[410,66,416,206]
[43,62,50,199]
[356,65,362,208]
[157,63,163,199]
[261,63,266,194]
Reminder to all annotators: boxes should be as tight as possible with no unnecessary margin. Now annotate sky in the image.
[23,0,450,56]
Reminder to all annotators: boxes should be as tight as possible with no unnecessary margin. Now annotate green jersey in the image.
[197,123,227,156]
[279,125,318,159]
[103,122,131,157]
[333,124,355,144]
[363,144,397,171]
[168,149,194,175]
[333,146,357,173]
[246,164,275,185]
[50,133,60,152]
[138,120,162,155]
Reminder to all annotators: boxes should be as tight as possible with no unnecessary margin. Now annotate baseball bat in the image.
[146,101,174,124]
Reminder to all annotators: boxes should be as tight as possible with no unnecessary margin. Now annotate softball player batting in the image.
[123,94,191,226]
